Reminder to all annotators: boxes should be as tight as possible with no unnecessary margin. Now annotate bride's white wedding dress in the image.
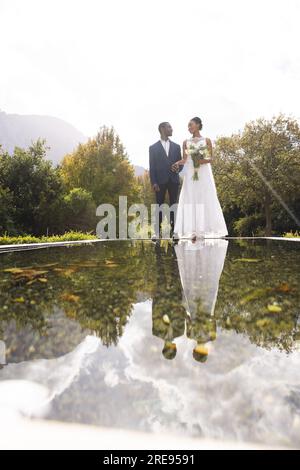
[174,136,228,239]
[174,239,228,319]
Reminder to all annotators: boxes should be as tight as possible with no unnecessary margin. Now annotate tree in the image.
[0,139,65,235]
[0,186,16,235]
[136,170,155,209]
[214,114,300,236]
[62,187,97,232]
[60,126,141,209]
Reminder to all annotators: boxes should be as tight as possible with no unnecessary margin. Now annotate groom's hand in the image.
[171,163,178,172]
[153,184,160,192]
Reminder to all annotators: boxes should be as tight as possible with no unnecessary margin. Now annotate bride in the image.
[172,117,228,240]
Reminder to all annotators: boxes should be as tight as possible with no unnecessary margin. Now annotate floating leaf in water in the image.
[162,314,170,325]
[104,260,119,268]
[38,278,48,283]
[240,283,294,306]
[13,297,25,303]
[234,258,262,263]
[38,263,59,268]
[5,268,49,282]
[240,288,272,305]
[61,293,80,303]
[267,304,282,313]
[3,268,25,274]
[275,283,294,293]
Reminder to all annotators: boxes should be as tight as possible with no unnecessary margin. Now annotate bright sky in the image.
[1,0,299,167]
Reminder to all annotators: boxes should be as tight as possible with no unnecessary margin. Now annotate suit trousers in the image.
[154,178,179,236]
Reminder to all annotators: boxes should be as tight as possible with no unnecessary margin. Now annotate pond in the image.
[0,239,299,448]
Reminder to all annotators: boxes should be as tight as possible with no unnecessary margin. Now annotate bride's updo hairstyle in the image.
[191,117,203,130]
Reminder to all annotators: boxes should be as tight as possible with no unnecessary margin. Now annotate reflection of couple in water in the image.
[152,238,228,362]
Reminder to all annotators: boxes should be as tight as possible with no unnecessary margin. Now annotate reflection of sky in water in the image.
[1,300,300,448]
[0,239,299,448]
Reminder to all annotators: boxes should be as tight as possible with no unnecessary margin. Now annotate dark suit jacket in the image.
[149,140,183,186]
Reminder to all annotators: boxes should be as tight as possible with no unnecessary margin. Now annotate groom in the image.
[149,122,182,238]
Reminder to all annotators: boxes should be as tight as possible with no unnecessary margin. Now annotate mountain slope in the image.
[0,110,87,165]
[0,111,148,176]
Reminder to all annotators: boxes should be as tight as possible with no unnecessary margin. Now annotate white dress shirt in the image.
[160,138,170,157]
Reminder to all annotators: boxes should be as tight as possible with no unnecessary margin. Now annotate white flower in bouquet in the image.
[187,142,209,180]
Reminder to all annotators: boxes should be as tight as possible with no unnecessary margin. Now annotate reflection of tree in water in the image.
[0,239,299,364]
[214,241,300,352]
[0,242,156,361]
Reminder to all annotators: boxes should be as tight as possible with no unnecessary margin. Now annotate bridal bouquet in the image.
[187,143,209,181]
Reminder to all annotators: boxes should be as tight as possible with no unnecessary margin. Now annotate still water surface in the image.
[0,239,299,447]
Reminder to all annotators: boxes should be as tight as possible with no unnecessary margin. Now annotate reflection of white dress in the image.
[174,136,228,239]
[174,239,228,319]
